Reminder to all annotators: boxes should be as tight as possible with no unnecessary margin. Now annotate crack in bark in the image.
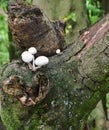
[63,55,74,63]
[74,44,86,56]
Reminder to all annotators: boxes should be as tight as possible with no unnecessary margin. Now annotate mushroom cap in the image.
[34,56,49,66]
[28,47,37,55]
[21,51,34,63]
[56,49,61,54]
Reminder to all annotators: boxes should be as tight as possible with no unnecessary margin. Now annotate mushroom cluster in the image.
[21,47,49,71]
[21,47,63,71]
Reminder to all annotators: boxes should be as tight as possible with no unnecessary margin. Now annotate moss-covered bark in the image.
[1,1,109,130]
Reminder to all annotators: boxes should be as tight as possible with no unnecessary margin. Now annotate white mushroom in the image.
[21,51,34,63]
[28,47,37,55]
[34,56,49,69]
[21,51,35,70]
[56,49,63,55]
[28,47,37,69]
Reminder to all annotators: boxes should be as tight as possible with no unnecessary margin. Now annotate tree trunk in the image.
[1,1,109,130]
[33,0,89,44]
[33,0,72,20]
[100,0,109,13]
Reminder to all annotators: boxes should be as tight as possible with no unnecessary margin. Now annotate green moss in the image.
[1,93,46,130]
[1,94,31,130]
[24,107,42,130]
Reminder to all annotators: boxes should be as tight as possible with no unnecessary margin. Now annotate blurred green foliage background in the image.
[0,0,9,66]
[0,14,9,65]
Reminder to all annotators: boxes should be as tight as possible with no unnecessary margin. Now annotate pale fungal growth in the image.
[28,47,37,69]
[34,56,49,69]
[21,48,49,71]
[56,49,61,54]
[28,47,37,55]
[56,49,63,55]
[21,51,35,70]
[21,51,34,63]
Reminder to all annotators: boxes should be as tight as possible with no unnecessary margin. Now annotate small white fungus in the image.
[56,49,61,54]
[21,51,34,63]
[34,56,49,66]
[28,47,37,55]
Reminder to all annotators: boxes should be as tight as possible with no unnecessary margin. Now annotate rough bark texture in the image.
[1,1,109,130]
[8,1,65,56]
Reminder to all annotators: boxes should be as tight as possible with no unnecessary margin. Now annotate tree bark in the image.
[100,0,109,13]
[1,1,109,130]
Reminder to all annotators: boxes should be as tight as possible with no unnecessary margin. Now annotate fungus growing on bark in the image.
[28,47,37,70]
[28,47,37,55]
[21,49,49,71]
[21,51,35,70]
[56,49,63,55]
[34,56,49,69]
[21,51,34,63]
